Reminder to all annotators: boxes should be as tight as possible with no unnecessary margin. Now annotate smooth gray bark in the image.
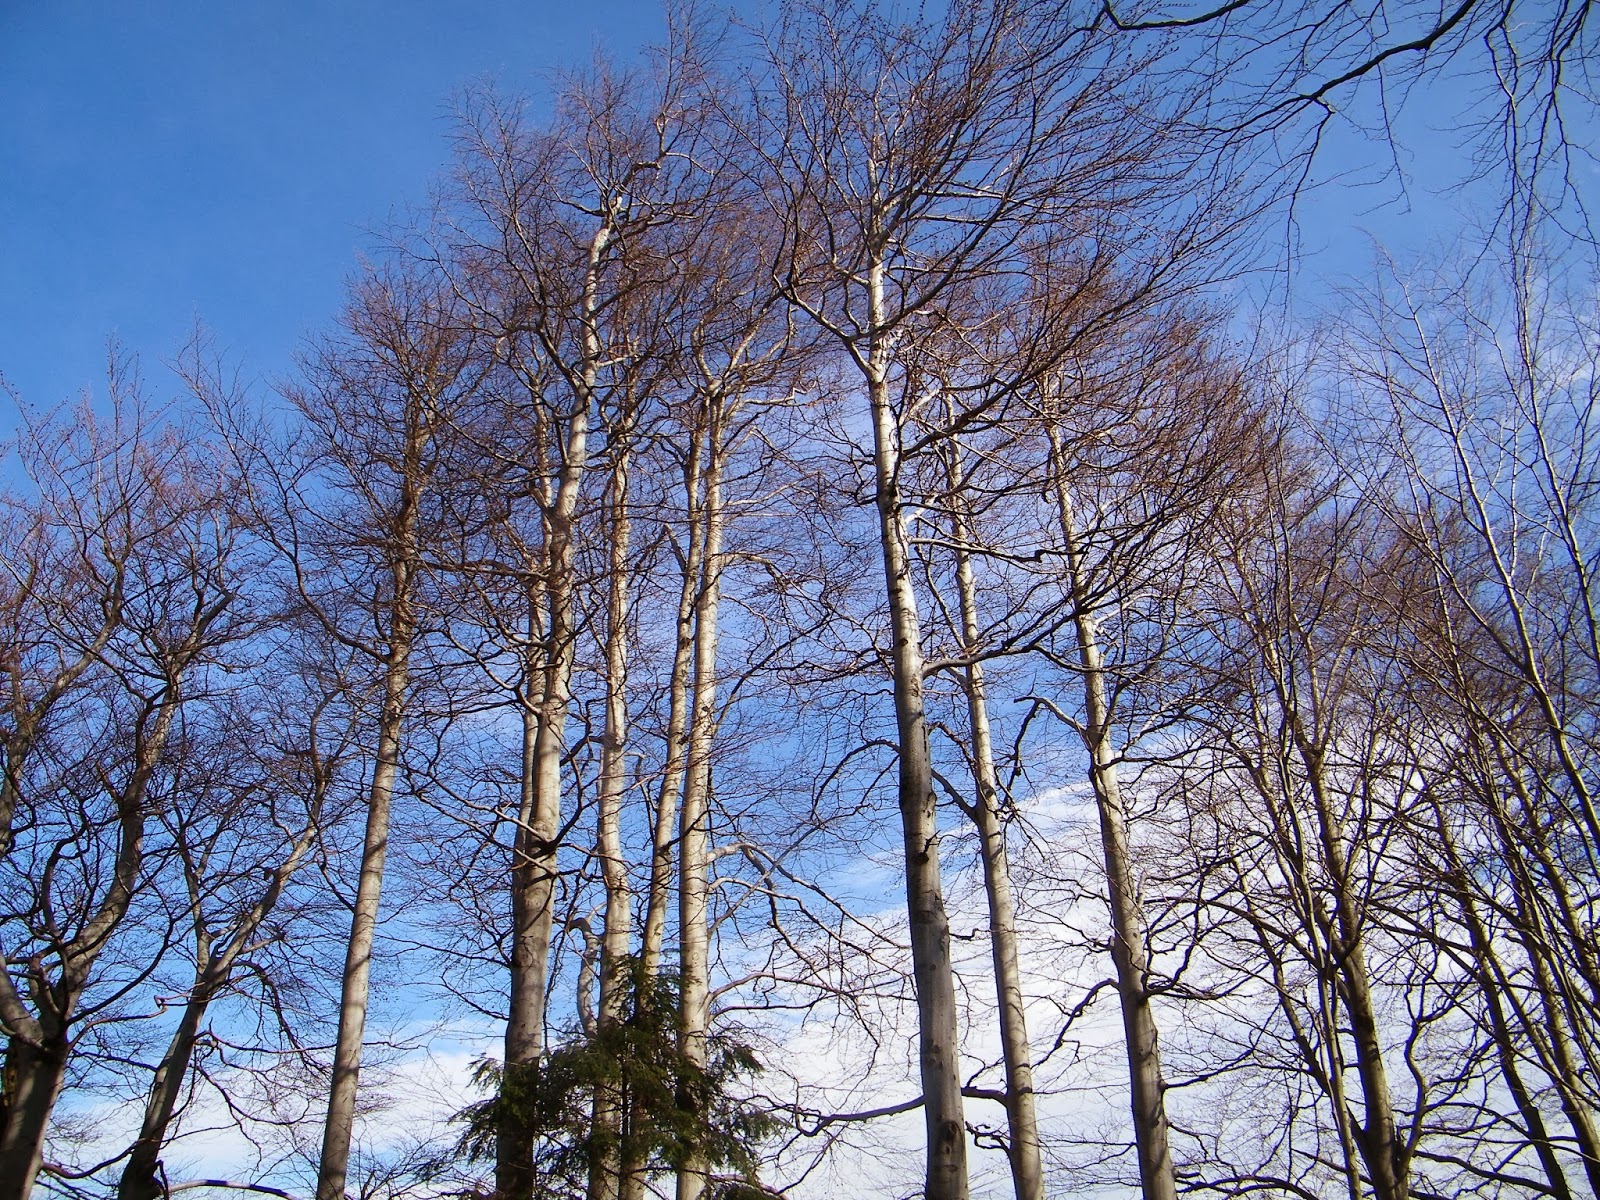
[316,634,412,1200]
[676,397,725,1200]
[315,314,438,1199]
[588,435,634,1200]
[944,444,1045,1200]
[496,219,606,1200]
[641,429,704,984]
[867,259,968,1200]
[1047,422,1176,1200]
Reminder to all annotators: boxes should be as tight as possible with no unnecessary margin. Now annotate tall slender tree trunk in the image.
[641,432,705,985]
[677,399,725,1200]
[1296,738,1407,1200]
[317,633,413,1200]
[867,257,968,1200]
[497,221,606,1200]
[1237,579,1409,1200]
[620,431,705,1200]
[498,620,580,1199]
[312,332,438,1200]
[1524,952,1600,1194]
[1472,743,1600,1194]
[1047,421,1175,1200]
[944,443,1044,1200]
[499,667,553,1200]
[1430,816,1577,1200]
[589,429,634,1200]
[1250,593,1409,1200]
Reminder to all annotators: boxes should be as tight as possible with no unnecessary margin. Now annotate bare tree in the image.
[1190,464,1421,1200]
[116,654,360,1200]
[441,30,755,1198]
[934,427,1044,1200]
[198,266,482,1200]
[0,388,240,1200]
[1015,302,1259,1199]
[1334,231,1600,1194]
[741,4,1221,1192]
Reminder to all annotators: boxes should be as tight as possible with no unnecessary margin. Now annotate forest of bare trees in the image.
[2,2,1597,1199]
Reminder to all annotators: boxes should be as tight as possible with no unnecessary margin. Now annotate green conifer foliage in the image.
[457,963,777,1199]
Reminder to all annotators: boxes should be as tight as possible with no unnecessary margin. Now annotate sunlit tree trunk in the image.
[943,439,1044,1200]
[641,432,703,985]
[317,610,415,1200]
[1208,483,1411,1200]
[1046,418,1175,1200]
[314,274,456,1200]
[497,220,608,1200]
[677,394,726,1200]
[867,256,968,1200]
[588,417,635,1200]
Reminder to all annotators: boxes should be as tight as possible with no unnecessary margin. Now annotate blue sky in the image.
[0,2,678,409]
[0,2,1556,417]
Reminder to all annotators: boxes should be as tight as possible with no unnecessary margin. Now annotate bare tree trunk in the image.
[677,399,725,1200]
[1223,539,1409,1200]
[497,221,606,1200]
[944,443,1044,1200]
[1236,847,1365,1200]
[0,616,211,1200]
[308,275,460,1200]
[1243,589,1409,1200]
[317,637,412,1200]
[1458,727,1600,1192]
[122,739,326,1200]
[1047,421,1175,1200]
[867,259,968,1200]
[1295,736,1407,1200]
[641,430,705,985]
[1429,816,1578,1200]
[119,980,213,1200]
[122,825,321,1200]
[588,428,634,1200]
[1513,896,1600,1194]
[0,1034,68,1200]
[618,430,706,1200]
[498,680,551,1200]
